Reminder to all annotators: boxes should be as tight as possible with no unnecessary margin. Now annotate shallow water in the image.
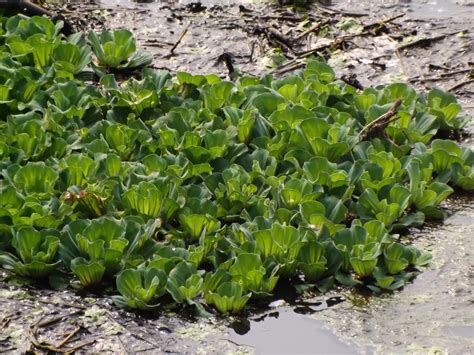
[331,0,474,18]
[229,307,357,354]
[101,0,474,19]
[320,201,474,353]
[1,0,473,353]
[221,198,474,353]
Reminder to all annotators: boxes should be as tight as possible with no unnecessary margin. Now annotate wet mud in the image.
[1,0,473,353]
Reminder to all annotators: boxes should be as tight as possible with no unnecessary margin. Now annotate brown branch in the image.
[274,13,405,72]
[267,26,293,48]
[32,310,83,337]
[30,337,96,353]
[363,13,405,31]
[358,99,403,142]
[56,326,82,348]
[296,21,329,41]
[29,310,84,353]
[241,13,304,23]
[36,299,87,309]
[272,61,305,75]
[314,4,367,17]
[62,339,96,353]
[409,68,474,83]
[297,34,357,57]
[163,25,189,58]
[395,49,409,79]
[397,30,467,51]
[447,79,474,92]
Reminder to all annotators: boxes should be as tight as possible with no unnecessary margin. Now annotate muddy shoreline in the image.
[1,0,473,353]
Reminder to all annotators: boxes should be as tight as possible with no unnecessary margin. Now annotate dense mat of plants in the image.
[0,14,472,315]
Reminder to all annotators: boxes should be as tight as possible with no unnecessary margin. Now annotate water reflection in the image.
[326,0,471,18]
[229,307,356,353]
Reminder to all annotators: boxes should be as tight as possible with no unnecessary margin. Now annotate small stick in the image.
[241,13,303,22]
[36,299,87,309]
[270,58,297,74]
[440,68,473,77]
[397,30,467,51]
[267,26,292,48]
[363,13,405,31]
[273,61,305,75]
[170,26,189,54]
[447,79,474,92]
[31,310,83,340]
[30,329,94,354]
[164,25,189,58]
[409,68,474,83]
[136,346,160,353]
[248,40,257,62]
[56,326,81,348]
[37,310,83,329]
[314,4,367,17]
[271,13,405,75]
[296,39,342,57]
[413,60,426,84]
[62,339,96,353]
[0,347,15,353]
[1,317,11,329]
[296,21,328,41]
[358,99,402,141]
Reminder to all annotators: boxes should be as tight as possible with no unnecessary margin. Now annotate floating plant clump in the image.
[0,14,472,315]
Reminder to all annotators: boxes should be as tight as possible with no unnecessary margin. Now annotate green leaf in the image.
[297,242,328,282]
[88,29,151,69]
[123,182,163,219]
[229,253,279,294]
[384,243,409,275]
[350,243,381,278]
[53,42,92,74]
[249,92,285,116]
[14,162,58,194]
[304,60,335,83]
[114,267,167,310]
[71,258,106,287]
[179,214,219,240]
[205,281,251,314]
[166,261,203,303]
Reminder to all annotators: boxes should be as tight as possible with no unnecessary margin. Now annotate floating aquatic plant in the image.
[0,14,472,315]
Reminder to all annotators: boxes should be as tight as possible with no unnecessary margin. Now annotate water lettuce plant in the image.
[0,14,472,315]
[113,267,168,310]
[0,226,60,278]
[205,281,252,314]
[59,218,128,286]
[88,29,152,70]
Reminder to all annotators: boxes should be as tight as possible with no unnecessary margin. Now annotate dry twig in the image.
[358,99,403,142]
[36,299,87,309]
[447,79,474,92]
[163,25,189,58]
[29,310,87,353]
[296,21,329,41]
[397,30,467,51]
[56,326,82,348]
[363,13,405,32]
